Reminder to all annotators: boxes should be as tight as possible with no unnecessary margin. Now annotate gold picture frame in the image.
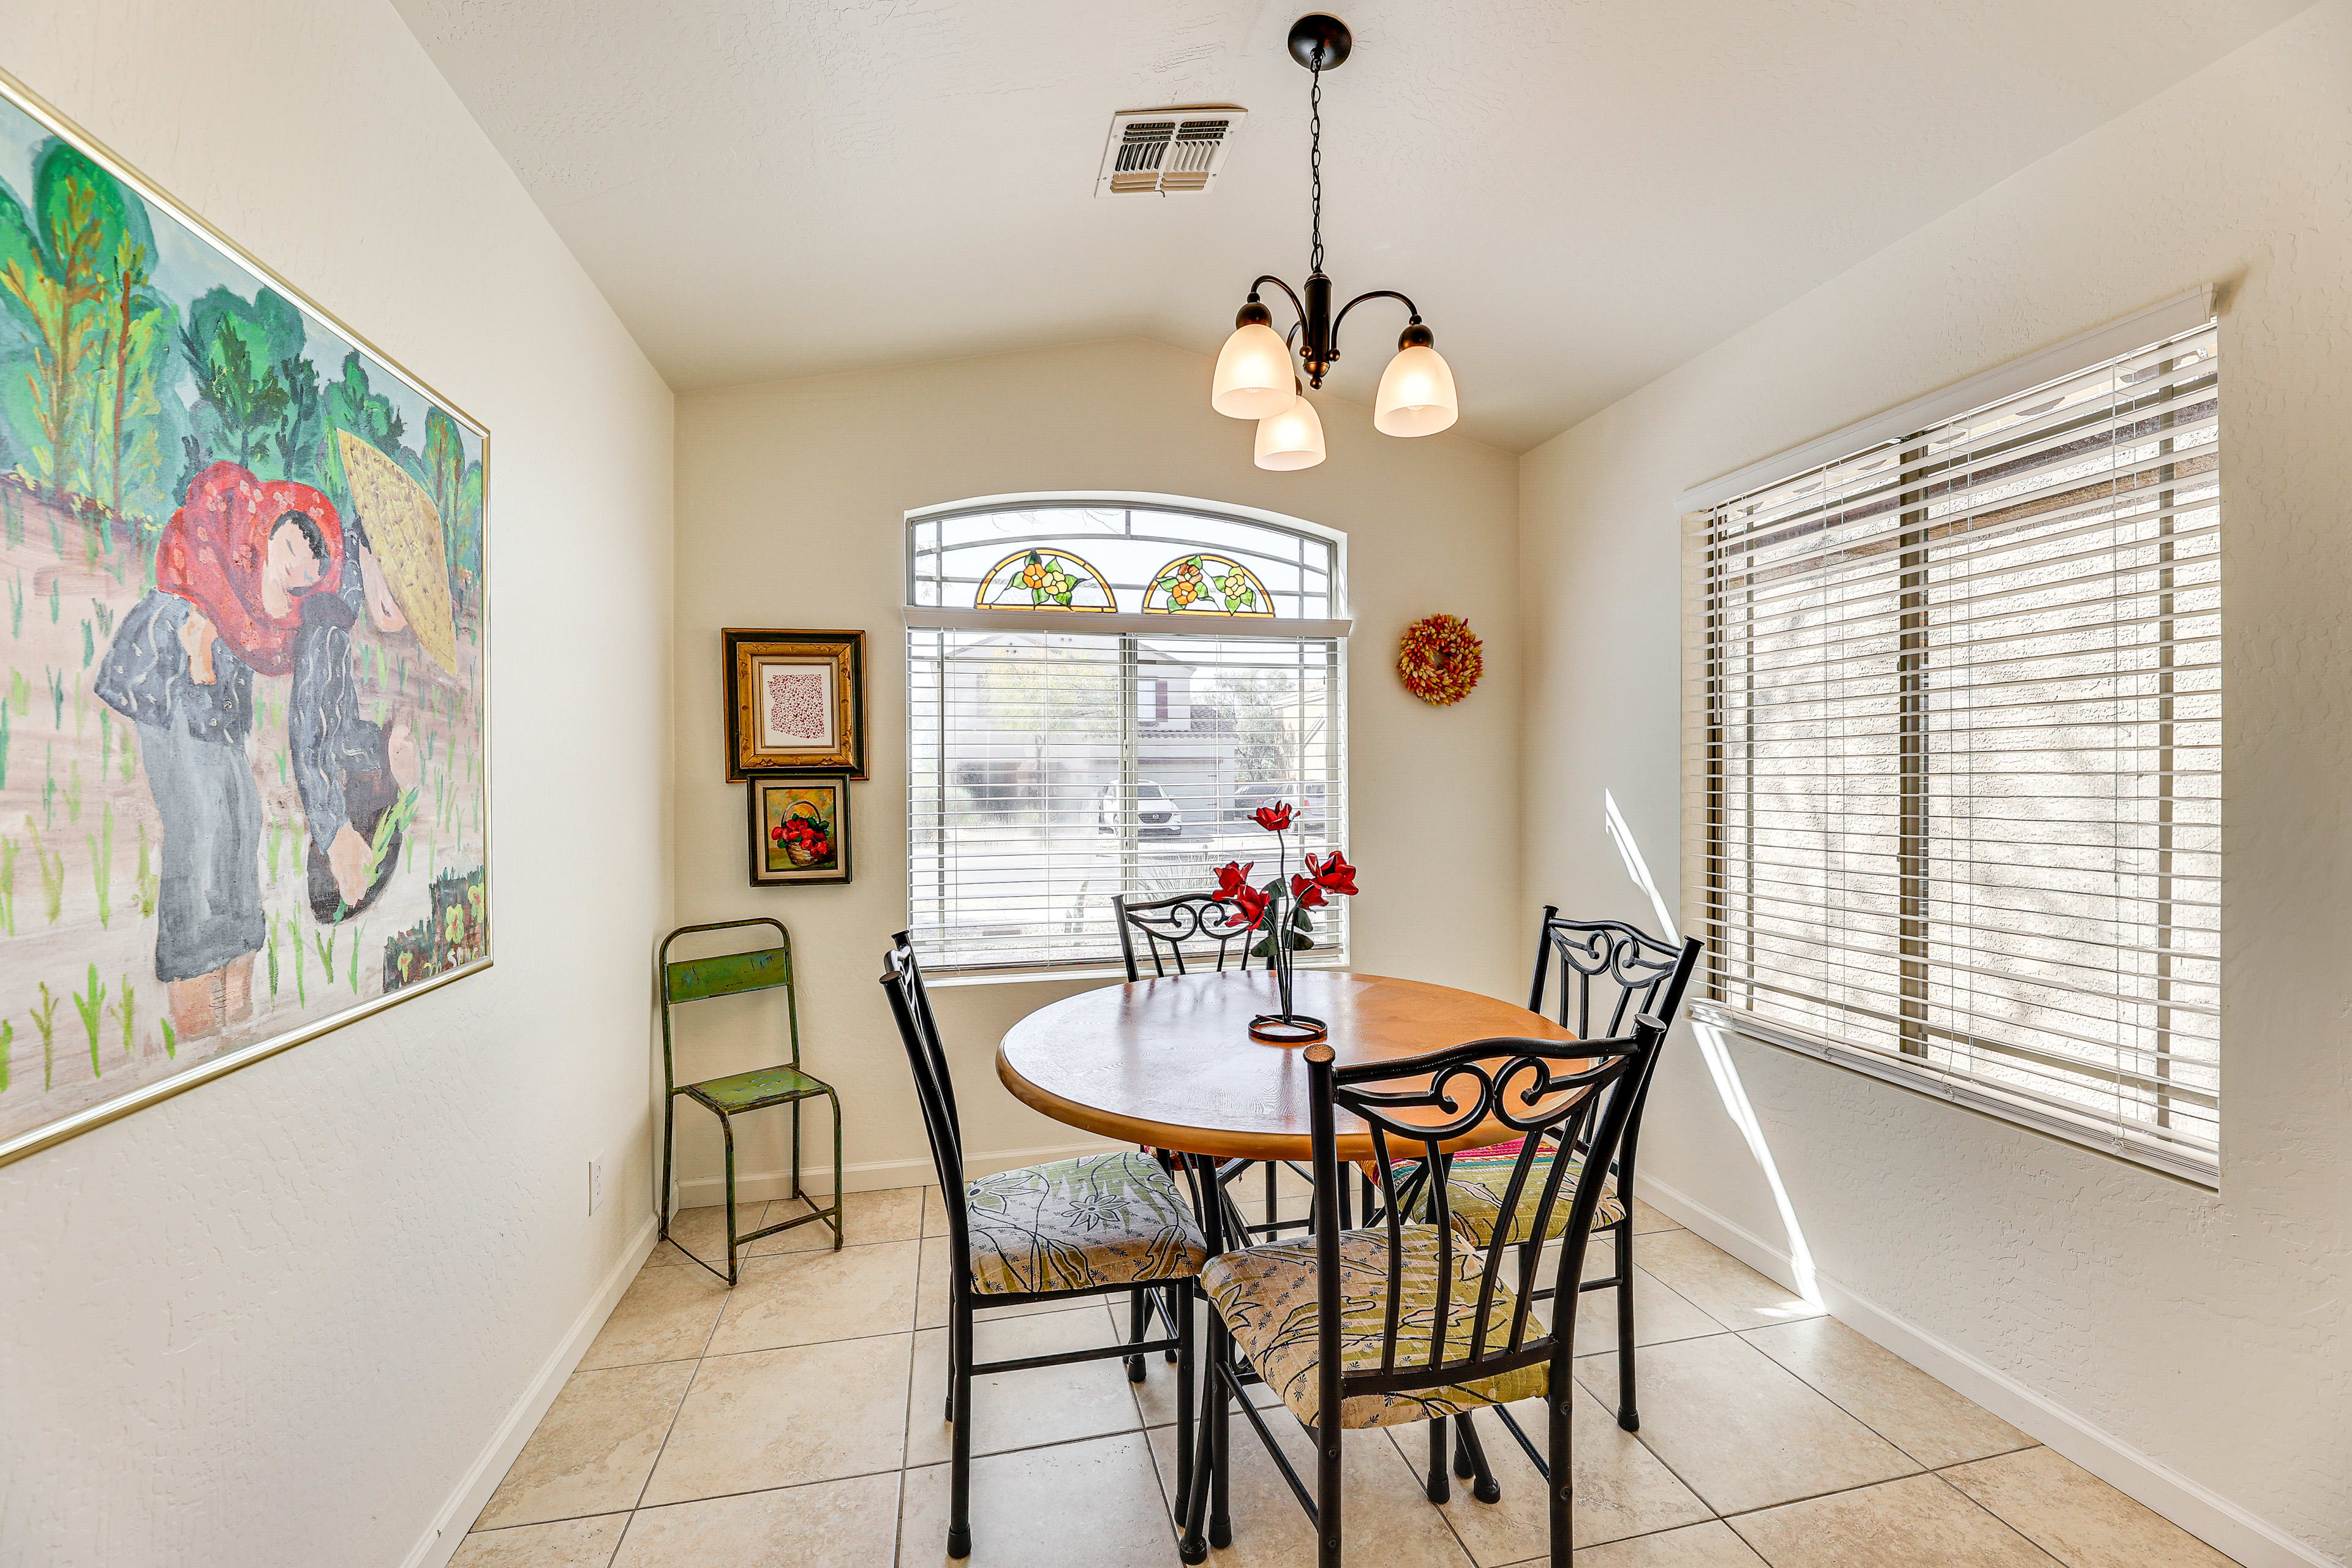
[0,66,494,1169]
[724,629,866,778]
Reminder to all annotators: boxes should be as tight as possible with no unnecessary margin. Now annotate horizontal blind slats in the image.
[910,627,1346,971]
[1686,320,2221,1169]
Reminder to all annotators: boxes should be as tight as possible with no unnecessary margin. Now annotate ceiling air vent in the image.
[1096,106,1246,197]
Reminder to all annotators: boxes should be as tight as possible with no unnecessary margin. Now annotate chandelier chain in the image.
[1308,59,1324,275]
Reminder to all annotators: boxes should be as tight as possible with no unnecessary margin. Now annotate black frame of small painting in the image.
[747,777,853,886]
[724,628,866,780]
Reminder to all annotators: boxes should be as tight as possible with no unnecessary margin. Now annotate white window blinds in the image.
[1683,321,2221,1180]
[907,501,1348,974]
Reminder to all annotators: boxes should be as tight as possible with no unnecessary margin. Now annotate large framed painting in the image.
[0,72,491,1167]
[723,628,865,778]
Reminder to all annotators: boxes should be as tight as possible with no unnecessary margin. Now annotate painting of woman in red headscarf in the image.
[93,463,343,1042]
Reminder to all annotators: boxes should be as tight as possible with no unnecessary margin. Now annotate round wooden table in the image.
[997,968,1578,1163]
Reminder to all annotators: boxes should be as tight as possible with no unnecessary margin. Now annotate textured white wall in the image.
[0,5,677,1567]
[671,338,1520,1193]
[1517,6,2350,1562]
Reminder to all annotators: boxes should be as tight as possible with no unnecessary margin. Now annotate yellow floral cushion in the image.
[1200,1224,1551,1431]
[963,1151,1208,1296]
[1444,1149,1625,1246]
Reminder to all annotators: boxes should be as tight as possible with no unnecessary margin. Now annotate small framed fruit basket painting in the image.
[724,628,866,778]
[748,778,853,886]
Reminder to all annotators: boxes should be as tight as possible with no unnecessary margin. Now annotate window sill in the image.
[1692,1003,2220,1190]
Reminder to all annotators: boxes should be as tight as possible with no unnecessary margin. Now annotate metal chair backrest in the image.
[1528,911,1700,1041]
[1114,890,1266,981]
[658,918,799,1098]
[1304,1019,1662,1427]
[881,932,971,1268]
[1528,911,1700,1175]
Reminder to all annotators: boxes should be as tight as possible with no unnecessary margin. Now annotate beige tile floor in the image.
[454,1182,2242,1568]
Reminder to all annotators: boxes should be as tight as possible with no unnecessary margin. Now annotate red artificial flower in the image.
[1227,884,1272,929]
[1308,849,1358,897]
[1212,860,1255,900]
[1291,872,1327,908]
[1253,802,1295,832]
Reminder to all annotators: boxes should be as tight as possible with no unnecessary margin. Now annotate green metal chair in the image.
[659,918,843,1283]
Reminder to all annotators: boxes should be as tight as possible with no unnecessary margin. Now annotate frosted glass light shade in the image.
[1254,393,1325,471]
[1212,323,1297,420]
[1373,344,1460,437]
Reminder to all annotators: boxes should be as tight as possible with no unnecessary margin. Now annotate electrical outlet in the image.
[589,1153,605,1216]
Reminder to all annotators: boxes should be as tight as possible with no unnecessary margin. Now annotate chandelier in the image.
[1212,13,1458,470]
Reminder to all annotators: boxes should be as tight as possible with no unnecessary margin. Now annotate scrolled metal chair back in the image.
[881,933,971,1265]
[1303,1020,1664,1421]
[1529,910,1700,1041]
[1529,913,1700,1183]
[1114,890,1267,981]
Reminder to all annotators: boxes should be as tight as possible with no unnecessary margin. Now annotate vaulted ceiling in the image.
[396,0,2307,451]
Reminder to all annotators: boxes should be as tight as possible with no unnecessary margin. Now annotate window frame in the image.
[904,491,1352,982]
[1678,298,2224,1188]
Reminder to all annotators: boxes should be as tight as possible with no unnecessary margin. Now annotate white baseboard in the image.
[669,1136,1128,1210]
[1634,1174,2340,1568]
[401,1211,659,1568]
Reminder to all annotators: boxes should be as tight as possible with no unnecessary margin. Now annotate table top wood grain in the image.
[996,968,1578,1161]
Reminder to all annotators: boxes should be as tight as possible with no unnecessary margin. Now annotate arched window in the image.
[905,494,1350,974]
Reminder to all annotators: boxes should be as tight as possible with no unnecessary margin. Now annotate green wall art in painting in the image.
[0,72,490,1165]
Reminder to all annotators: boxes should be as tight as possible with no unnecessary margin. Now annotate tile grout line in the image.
[1729,1322,2048,1478]
[514,1195,2094,1566]
[893,1217,933,1568]
[1919,1464,2084,1567]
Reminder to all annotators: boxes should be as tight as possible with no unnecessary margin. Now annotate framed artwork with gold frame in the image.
[747,778,852,886]
[723,629,866,778]
[0,66,491,1170]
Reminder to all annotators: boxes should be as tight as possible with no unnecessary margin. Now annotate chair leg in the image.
[658,1095,676,1240]
[1174,1282,1196,1538]
[1548,1381,1575,1566]
[1318,1419,1344,1568]
[1208,1313,1232,1549]
[827,1090,845,1250]
[790,1097,804,1202]
[1613,1219,1638,1430]
[719,1112,740,1287]
[1179,1323,1215,1564]
[1127,1288,1150,1383]
[1455,1412,1502,1503]
[1426,1417,1449,1504]
[1163,1283,1180,1362]
[949,1294,974,1558]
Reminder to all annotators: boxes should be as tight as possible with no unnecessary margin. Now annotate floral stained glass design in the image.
[979,548,1117,611]
[1143,554,1273,616]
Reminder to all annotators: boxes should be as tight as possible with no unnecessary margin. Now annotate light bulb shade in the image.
[1212,322,1297,420]
[1374,344,1460,437]
[1254,393,1326,471]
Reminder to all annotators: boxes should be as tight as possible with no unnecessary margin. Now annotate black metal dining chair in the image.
[1115,888,1336,1374]
[882,933,1205,1560]
[1344,913,1700,1499]
[1509,913,1702,1425]
[1186,1021,1662,1567]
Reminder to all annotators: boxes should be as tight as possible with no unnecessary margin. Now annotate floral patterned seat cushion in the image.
[1439,1139,1625,1246]
[1200,1224,1551,1431]
[963,1150,1208,1297]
